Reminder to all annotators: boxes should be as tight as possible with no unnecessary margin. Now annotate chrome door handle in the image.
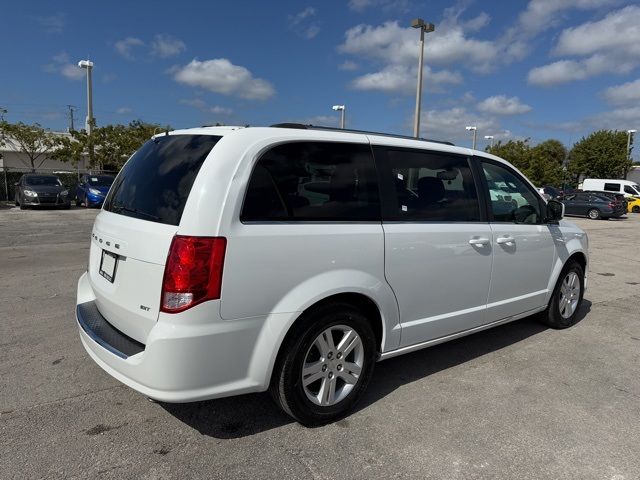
[496,236,515,245]
[468,237,490,246]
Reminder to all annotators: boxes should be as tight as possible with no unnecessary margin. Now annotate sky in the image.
[1,0,639,159]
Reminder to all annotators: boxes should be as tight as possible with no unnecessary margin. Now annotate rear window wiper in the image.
[111,204,160,221]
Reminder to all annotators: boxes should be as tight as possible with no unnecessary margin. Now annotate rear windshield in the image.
[25,176,61,186]
[104,135,221,225]
[87,175,115,186]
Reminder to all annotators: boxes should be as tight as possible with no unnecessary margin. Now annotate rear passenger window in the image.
[241,142,380,221]
[376,147,481,222]
[482,162,541,224]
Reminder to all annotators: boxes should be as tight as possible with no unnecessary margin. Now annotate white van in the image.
[581,178,640,197]
[76,125,589,425]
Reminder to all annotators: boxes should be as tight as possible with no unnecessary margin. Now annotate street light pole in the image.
[78,60,94,134]
[411,18,435,138]
[626,129,636,179]
[484,135,494,148]
[332,105,346,129]
[466,126,477,150]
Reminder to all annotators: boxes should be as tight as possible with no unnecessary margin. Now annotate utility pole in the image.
[66,105,76,132]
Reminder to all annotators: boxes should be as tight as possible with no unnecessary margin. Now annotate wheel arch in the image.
[263,291,388,390]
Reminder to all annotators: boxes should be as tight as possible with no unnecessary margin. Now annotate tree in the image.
[0,121,62,172]
[568,130,631,179]
[528,140,566,187]
[53,120,165,170]
[486,138,566,186]
[486,139,531,172]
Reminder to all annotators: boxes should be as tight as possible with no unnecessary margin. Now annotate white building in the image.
[0,131,90,173]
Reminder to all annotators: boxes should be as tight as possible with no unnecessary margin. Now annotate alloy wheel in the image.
[559,272,580,319]
[301,325,364,407]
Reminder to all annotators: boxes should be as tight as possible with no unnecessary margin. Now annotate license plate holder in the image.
[99,250,118,283]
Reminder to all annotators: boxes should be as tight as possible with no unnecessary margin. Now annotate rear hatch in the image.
[87,134,222,343]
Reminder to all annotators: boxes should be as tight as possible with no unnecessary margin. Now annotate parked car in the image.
[14,174,71,209]
[540,185,561,199]
[75,174,115,207]
[581,178,640,198]
[76,125,589,425]
[627,197,640,213]
[583,191,628,213]
[562,192,625,219]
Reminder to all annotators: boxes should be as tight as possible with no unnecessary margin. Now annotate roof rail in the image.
[269,123,455,146]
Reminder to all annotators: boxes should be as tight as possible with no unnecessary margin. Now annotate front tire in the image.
[270,302,377,426]
[541,261,584,329]
[587,208,600,220]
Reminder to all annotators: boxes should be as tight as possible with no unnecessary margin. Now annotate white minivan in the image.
[581,178,640,198]
[76,125,589,425]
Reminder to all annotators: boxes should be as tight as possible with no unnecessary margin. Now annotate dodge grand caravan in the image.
[76,125,589,425]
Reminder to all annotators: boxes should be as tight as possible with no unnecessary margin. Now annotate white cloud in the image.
[114,37,144,60]
[172,59,275,100]
[517,0,621,35]
[351,64,462,94]
[339,60,359,71]
[43,52,85,81]
[116,107,132,114]
[210,105,233,115]
[37,13,66,33]
[347,0,411,13]
[288,7,320,39]
[151,34,186,58]
[292,115,340,127]
[477,95,532,115]
[554,5,640,56]
[179,98,233,115]
[418,107,500,142]
[602,78,640,105]
[339,15,501,74]
[529,6,640,86]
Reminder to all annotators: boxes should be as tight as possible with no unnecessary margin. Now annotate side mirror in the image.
[546,199,564,223]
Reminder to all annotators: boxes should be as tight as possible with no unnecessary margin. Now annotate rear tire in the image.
[587,208,600,220]
[270,302,377,426]
[541,261,584,329]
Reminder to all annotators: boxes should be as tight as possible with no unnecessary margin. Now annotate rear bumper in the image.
[76,272,273,402]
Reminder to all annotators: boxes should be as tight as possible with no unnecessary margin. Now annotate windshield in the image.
[87,175,114,186]
[25,176,61,186]
[104,134,221,226]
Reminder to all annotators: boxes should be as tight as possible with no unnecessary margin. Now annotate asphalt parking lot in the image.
[0,205,639,480]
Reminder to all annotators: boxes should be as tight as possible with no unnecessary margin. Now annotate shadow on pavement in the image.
[161,300,592,439]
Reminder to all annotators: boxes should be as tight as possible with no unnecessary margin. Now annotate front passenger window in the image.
[482,162,541,224]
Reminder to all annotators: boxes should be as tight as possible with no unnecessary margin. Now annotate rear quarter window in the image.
[241,141,380,221]
[104,135,221,226]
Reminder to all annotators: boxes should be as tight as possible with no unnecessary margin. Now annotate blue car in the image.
[75,174,115,207]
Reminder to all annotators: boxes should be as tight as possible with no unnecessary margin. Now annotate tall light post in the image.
[411,18,435,138]
[332,105,345,129]
[484,135,494,148]
[627,129,636,159]
[466,126,477,150]
[78,60,94,135]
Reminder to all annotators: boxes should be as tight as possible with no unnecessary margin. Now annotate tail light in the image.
[161,236,226,313]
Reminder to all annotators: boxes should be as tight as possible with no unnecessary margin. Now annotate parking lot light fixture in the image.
[466,126,477,150]
[411,18,435,138]
[332,105,346,129]
[484,135,494,148]
[78,60,94,135]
